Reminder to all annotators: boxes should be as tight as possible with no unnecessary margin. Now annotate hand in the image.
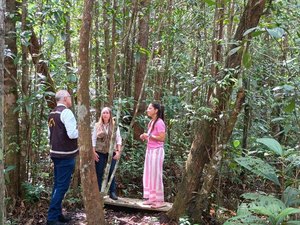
[113,150,121,160]
[93,151,99,162]
[140,133,148,141]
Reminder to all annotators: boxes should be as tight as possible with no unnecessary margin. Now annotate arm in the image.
[149,132,165,142]
[60,109,78,139]
[149,119,166,142]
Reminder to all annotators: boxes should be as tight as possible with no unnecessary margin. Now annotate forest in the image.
[0,0,300,224]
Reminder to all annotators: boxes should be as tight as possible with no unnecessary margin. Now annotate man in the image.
[47,90,78,225]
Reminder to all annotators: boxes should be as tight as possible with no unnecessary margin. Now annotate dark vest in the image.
[48,105,78,158]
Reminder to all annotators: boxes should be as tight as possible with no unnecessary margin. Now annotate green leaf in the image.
[266,27,285,39]
[251,30,265,37]
[242,51,252,68]
[224,214,266,225]
[243,27,258,36]
[251,206,274,217]
[228,46,241,56]
[256,138,283,156]
[271,117,284,122]
[233,140,240,148]
[203,0,216,6]
[242,193,286,222]
[287,221,300,225]
[282,186,300,207]
[235,156,280,186]
[4,165,16,174]
[284,99,295,113]
[275,208,300,225]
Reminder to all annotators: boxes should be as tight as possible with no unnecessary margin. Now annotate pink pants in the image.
[143,147,165,202]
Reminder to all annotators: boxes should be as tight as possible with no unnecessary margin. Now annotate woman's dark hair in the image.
[150,102,164,133]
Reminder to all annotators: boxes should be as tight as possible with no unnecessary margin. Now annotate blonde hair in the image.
[98,107,114,127]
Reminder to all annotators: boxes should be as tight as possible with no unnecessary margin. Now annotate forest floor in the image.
[10,200,176,225]
[66,206,167,225]
[10,199,223,225]
[10,202,228,225]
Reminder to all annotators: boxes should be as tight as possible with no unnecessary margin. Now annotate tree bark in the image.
[121,0,137,98]
[29,30,56,109]
[77,0,105,224]
[0,0,6,222]
[133,0,150,140]
[103,0,110,104]
[4,0,20,202]
[19,0,30,197]
[167,0,266,222]
[108,0,117,106]
[190,88,245,222]
[207,0,225,103]
[64,0,75,97]
[94,0,103,120]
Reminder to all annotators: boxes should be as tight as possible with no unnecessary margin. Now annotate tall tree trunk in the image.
[124,5,137,98]
[77,0,105,224]
[103,0,110,104]
[0,0,6,222]
[133,0,150,140]
[242,78,251,149]
[227,0,235,42]
[108,0,117,105]
[4,0,20,203]
[29,30,56,109]
[19,0,30,197]
[167,0,266,222]
[121,0,137,98]
[62,0,80,191]
[207,0,225,103]
[94,0,103,120]
[64,0,74,96]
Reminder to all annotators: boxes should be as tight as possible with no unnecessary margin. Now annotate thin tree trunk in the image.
[94,0,103,119]
[227,0,235,42]
[153,18,163,101]
[29,30,56,109]
[167,0,267,222]
[77,0,105,224]
[124,6,137,98]
[0,0,6,222]
[207,0,225,103]
[103,0,110,104]
[121,0,137,98]
[63,1,80,191]
[4,0,20,203]
[133,0,150,140]
[19,0,30,197]
[108,0,117,106]
[242,78,251,149]
[64,0,74,97]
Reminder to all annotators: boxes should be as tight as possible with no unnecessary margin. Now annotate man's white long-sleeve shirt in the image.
[48,103,78,139]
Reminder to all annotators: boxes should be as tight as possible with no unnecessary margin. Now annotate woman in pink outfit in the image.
[140,102,166,209]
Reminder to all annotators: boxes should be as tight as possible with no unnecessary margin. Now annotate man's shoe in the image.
[109,192,118,200]
[58,214,72,223]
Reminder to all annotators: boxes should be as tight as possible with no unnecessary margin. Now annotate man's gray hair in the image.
[55,90,69,102]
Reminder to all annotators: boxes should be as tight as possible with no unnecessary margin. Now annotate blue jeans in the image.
[95,152,116,193]
[47,157,75,222]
